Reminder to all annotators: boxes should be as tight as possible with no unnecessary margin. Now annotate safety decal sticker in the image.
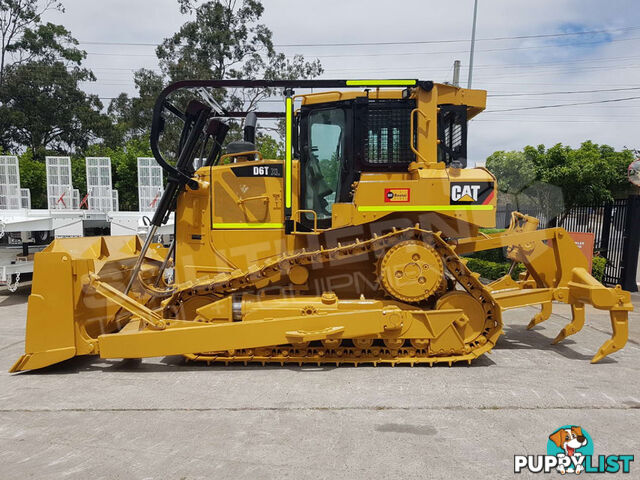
[384,188,411,203]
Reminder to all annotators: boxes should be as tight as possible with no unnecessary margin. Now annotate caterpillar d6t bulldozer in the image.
[10,79,633,373]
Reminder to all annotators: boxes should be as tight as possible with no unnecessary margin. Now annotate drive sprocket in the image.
[378,240,444,303]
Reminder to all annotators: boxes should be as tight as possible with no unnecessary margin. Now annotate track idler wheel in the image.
[436,291,487,344]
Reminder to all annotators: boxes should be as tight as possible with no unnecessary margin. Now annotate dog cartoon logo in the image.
[515,425,633,474]
[547,426,593,474]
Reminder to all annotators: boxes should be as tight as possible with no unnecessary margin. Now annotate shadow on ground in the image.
[496,324,616,363]
[0,286,30,307]
[13,354,500,375]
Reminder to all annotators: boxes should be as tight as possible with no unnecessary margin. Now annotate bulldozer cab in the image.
[139,79,486,239]
[298,97,418,229]
[300,104,348,226]
[296,94,469,229]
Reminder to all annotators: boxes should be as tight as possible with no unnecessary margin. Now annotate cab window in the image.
[304,108,345,221]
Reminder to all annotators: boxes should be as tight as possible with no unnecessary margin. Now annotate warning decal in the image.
[384,188,411,203]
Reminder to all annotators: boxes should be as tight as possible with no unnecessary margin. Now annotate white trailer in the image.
[137,157,165,212]
[86,156,117,212]
[1,155,173,289]
[0,156,22,210]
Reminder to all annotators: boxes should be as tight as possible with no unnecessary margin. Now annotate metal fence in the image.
[497,196,640,291]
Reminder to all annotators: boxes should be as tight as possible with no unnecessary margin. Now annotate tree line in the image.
[0,0,320,209]
[0,1,635,212]
[485,141,636,218]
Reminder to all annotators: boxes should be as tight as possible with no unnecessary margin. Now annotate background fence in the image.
[497,195,640,291]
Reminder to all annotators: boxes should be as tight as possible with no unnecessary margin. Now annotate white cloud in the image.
[44,0,640,161]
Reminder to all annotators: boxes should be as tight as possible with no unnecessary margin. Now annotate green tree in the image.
[0,0,63,85]
[17,149,46,207]
[256,132,283,159]
[112,138,153,211]
[524,142,633,208]
[0,3,113,155]
[485,150,536,194]
[107,69,165,144]
[0,60,112,155]
[111,0,322,147]
[485,142,635,215]
[69,154,86,201]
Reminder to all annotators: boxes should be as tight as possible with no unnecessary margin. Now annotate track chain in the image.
[165,226,503,366]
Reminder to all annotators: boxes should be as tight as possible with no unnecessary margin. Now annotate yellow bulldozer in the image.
[10,79,633,373]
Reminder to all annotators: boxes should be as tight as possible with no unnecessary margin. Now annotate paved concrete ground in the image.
[0,285,638,479]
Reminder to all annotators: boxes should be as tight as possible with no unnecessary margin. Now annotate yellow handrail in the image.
[218,150,264,165]
[293,209,319,233]
[409,108,429,164]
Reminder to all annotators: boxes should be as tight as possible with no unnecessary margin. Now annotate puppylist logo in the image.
[514,426,634,474]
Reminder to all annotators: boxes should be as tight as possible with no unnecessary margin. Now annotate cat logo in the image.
[452,185,480,202]
[450,182,494,205]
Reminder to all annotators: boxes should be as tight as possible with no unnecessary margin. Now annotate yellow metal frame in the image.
[292,209,319,233]
[285,96,293,210]
[357,205,494,212]
[410,108,429,164]
[212,223,284,229]
[346,79,417,86]
[218,150,263,165]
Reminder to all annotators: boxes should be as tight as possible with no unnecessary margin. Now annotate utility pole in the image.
[468,0,479,88]
[452,60,461,87]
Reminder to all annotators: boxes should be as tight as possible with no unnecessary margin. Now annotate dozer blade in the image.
[9,251,76,373]
[10,236,167,373]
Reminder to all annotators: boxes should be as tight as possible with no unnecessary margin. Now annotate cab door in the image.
[299,105,351,229]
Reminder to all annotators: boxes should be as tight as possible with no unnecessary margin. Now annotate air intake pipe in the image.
[243,112,257,143]
[226,112,258,157]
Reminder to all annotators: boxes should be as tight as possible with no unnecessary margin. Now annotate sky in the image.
[43,0,640,164]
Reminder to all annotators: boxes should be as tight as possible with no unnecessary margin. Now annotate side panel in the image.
[347,167,497,230]
[211,161,284,227]
[174,161,298,284]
